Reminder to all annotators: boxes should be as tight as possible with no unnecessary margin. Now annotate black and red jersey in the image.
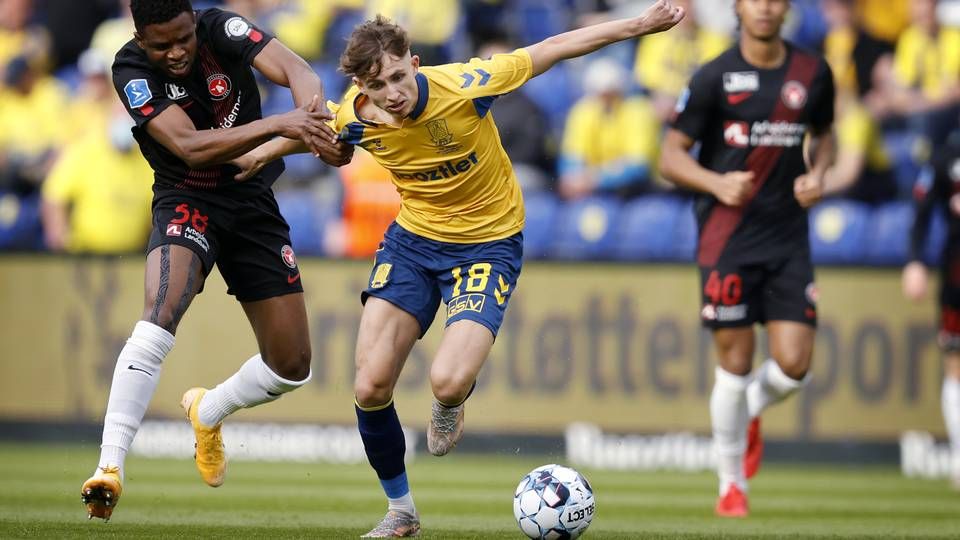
[112,8,283,197]
[910,139,960,266]
[672,42,835,266]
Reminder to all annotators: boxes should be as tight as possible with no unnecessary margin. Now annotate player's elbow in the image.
[658,147,679,183]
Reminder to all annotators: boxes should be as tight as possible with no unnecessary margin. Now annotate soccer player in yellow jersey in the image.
[234,2,684,535]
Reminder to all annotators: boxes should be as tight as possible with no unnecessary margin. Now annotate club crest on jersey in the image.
[426,119,454,147]
[723,121,750,148]
[280,245,297,269]
[723,71,759,93]
[124,79,152,109]
[224,16,263,42]
[207,74,231,100]
[165,83,188,100]
[781,80,808,110]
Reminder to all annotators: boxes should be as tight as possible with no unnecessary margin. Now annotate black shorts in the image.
[147,188,303,302]
[699,249,817,329]
[939,253,960,351]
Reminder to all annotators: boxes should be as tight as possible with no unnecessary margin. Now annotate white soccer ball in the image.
[513,464,595,539]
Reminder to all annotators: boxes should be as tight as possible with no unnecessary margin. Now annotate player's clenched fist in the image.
[713,170,754,206]
[793,173,823,208]
[636,0,686,35]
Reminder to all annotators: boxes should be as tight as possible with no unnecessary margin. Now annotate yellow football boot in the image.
[180,387,226,487]
[81,466,122,521]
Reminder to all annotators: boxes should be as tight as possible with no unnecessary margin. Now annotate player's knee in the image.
[264,346,311,382]
[430,371,473,406]
[354,374,394,407]
[774,353,810,380]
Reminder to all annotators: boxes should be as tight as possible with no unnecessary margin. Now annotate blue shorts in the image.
[361,222,523,338]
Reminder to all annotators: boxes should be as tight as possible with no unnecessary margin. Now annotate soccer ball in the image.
[513,464,595,539]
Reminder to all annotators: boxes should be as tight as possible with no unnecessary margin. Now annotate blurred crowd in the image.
[0,0,957,263]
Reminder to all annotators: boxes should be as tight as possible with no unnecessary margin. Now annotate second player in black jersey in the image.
[661,0,836,518]
[903,136,960,489]
[81,0,350,521]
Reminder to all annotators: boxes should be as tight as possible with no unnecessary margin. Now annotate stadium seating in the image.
[275,189,340,256]
[0,193,43,251]
[521,191,560,259]
[549,196,622,260]
[923,208,948,266]
[883,131,924,199]
[863,201,913,266]
[613,194,689,261]
[809,200,871,265]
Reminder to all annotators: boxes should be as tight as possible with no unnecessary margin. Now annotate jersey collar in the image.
[408,72,429,120]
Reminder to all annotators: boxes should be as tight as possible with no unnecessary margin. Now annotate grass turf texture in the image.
[1,443,958,539]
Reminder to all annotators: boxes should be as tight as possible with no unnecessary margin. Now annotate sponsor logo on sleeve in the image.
[124,79,152,109]
[224,16,263,43]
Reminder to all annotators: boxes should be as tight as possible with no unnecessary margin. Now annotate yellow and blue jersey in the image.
[329,49,533,244]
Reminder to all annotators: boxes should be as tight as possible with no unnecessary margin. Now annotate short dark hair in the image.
[339,14,411,79]
[131,0,194,33]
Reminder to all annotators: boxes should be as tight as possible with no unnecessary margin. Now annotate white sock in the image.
[197,354,311,427]
[388,492,417,517]
[97,321,175,477]
[942,377,960,475]
[711,367,750,495]
[746,358,807,419]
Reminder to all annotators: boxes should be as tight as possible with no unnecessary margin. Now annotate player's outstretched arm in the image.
[144,96,330,169]
[525,0,684,77]
[660,128,754,207]
[251,39,350,166]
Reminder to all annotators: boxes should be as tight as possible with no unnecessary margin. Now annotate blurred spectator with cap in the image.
[0,0,49,73]
[64,48,116,141]
[558,57,660,200]
[0,52,68,195]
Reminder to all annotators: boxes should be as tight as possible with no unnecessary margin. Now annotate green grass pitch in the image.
[1,443,959,539]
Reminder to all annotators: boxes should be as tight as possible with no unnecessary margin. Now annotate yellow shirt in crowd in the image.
[561,96,660,171]
[893,25,960,100]
[0,77,69,157]
[634,28,729,96]
[42,132,153,254]
[365,0,460,46]
[837,102,891,173]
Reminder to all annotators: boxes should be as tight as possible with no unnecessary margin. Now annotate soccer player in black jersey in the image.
[80,0,350,521]
[903,135,960,489]
[661,0,835,517]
